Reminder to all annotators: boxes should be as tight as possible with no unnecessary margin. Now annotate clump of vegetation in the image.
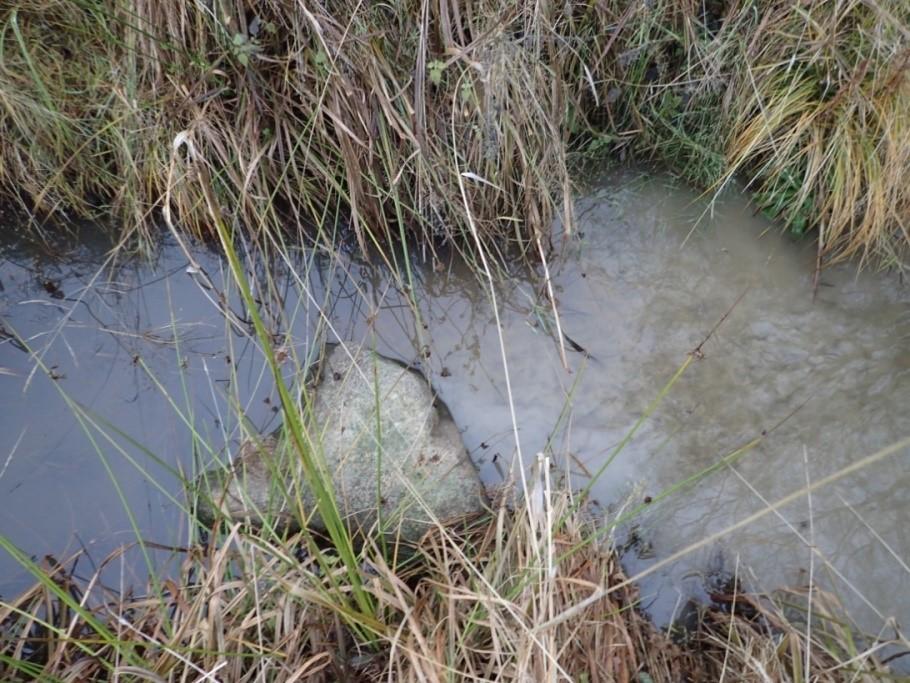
[720,1,910,265]
[0,489,896,681]
[0,1,907,264]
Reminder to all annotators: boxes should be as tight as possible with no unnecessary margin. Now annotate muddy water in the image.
[1,171,908,642]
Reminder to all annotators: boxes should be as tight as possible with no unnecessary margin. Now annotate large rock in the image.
[196,345,486,545]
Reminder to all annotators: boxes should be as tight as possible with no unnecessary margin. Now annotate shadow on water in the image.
[1,169,908,647]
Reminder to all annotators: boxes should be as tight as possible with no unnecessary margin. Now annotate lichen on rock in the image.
[196,344,486,545]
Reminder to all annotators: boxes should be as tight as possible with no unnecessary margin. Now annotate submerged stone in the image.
[196,344,486,544]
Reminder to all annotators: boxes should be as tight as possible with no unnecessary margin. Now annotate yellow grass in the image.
[0,486,899,681]
[0,1,906,266]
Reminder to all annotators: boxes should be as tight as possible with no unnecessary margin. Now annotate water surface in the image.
[1,171,908,643]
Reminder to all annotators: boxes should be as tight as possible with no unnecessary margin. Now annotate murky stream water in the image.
[2,170,908,643]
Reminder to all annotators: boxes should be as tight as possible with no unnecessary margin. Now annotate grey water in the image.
[1,169,908,645]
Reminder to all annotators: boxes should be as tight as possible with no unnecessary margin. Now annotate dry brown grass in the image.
[691,587,899,682]
[1,1,907,265]
[1,486,898,682]
[721,1,910,265]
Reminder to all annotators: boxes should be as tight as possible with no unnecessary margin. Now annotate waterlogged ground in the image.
[1,171,908,643]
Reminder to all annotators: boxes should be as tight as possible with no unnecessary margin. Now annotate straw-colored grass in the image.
[0,1,907,265]
[721,1,910,265]
[0,488,896,681]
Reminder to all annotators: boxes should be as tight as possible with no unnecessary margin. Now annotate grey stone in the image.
[196,345,486,544]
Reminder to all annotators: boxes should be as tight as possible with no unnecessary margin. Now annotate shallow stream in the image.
[1,170,908,642]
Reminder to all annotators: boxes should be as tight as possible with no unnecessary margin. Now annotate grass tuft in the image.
[1,489,897,681]
[0,1,907,265]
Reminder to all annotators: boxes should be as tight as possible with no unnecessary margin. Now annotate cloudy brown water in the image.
[1,169,908,643]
